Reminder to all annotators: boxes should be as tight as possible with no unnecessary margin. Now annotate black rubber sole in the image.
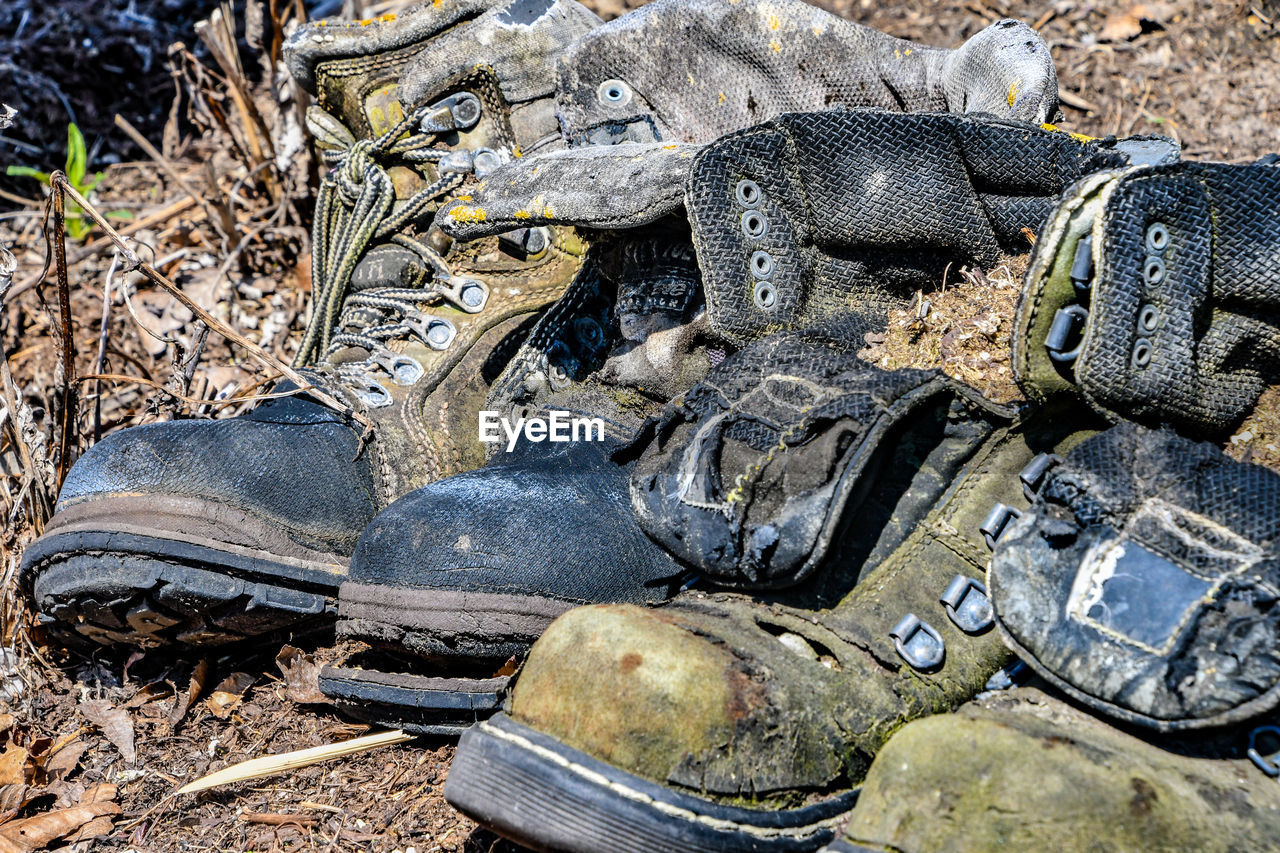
[24,530,343,647]
[445,713,859,853]
[319,665,508,736]
[337,582,574,662]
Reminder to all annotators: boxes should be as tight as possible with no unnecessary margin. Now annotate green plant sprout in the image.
[7,123,130,240]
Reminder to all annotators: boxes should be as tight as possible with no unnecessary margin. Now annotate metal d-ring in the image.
[1045,304,1090,365]
[1248,725,1280,778]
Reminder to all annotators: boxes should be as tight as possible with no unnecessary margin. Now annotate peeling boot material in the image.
[20,0,599,647]
[827,687,1280,853]
[444,343,1104,852]
[316,0,1076,728]
[990,423,1280,732]
[1014,157,1280,438]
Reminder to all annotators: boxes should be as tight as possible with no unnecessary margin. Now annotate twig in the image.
[47,175,78,490]
[91,252,120,441]
[77,374,302,409]
[114,113,240,243]
[48,174,369,431]
[176,730,413,794]
[6,195,202,303]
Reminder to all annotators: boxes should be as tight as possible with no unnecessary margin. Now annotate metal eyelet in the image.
[741,210,769,239]
[1145,222,1170,254]
[367,349,424,386]
[1019,452,1063,502]
[450,93,482,130]
[750,250,774,278]
[351,376,392,408]
[402,314,456,350]
[735,179,762,208]
[1132,337,1154,369]
[1144,256,1166,286]
[1138,304,1161,333]
[1249,726,1280,778]
[753,280,778,310]
[596,79,633,106]
[890,614,945,672]
[940,575,994,634]
[473,148,503,176]
[980,503,1023,550]
[1045,304,1089,365]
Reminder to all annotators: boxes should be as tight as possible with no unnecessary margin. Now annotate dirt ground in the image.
[0,1,1277,851]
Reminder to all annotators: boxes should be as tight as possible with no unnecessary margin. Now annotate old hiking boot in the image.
[989,423,1280,732]
[1014,157,1280,438]
[320,107,1175,731]
[314,0,1084,728]
[827,687,1280,853]
[828,426,1280,853]
[19,0,599,647]
[439,331,1107,853]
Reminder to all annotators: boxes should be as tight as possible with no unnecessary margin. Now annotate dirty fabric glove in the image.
[626,330,1011,588]
[990,423,1280,731]
[556,0,1060,145]
[1015,159,1280,438]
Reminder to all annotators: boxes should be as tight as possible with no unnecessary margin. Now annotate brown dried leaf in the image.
[0,784,27,816]
[78,699,136,765]
[1099,3,1175,41]
[275,646,330,706]
[123,680,175,709]
[0,801,120,851]
[205,672,255,719]
[42,738,87,782]
[65,815,116,844]
[170,659,211,727]
[0,747,27,787]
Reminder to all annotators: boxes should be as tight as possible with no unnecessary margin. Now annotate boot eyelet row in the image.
[1131,221,1170,372]
[736,179,777,312]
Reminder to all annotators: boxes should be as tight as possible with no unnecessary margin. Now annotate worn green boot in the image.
[828,687,1280,853]
[19,0,598,647]
[1014,158,1280,438]
[442,331,1103,851]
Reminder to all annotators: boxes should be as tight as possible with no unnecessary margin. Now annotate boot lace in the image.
[295,93,502,404]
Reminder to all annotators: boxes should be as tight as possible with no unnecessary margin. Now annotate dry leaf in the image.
[275,647,329,706]
[0,784,28,816]
[205,672,255,719]
[0,718,14,738]
[42,738,87,782]
[78,699,136,765]
[0,747,27,787]
[65,815,115,844]
[123,680,175,709]
[0,800,120,851]
[1099,3,1175,41]
[170,659,210,726]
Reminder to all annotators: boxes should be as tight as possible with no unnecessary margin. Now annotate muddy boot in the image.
[19,0,599,648]
[989,423,1280,732]
[440,330,1107,852]
[319,109,1174,730]
[828,687,1280,853]
[1014,157,1280,438]
[319,230,716,734]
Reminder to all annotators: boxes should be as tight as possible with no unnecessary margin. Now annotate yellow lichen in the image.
[1007,82,1019,108]
[449,205,488,224]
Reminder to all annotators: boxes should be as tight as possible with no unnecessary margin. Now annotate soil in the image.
[0,1,1277,851]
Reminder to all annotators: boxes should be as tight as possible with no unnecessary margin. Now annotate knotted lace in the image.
[295,103,469,367]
